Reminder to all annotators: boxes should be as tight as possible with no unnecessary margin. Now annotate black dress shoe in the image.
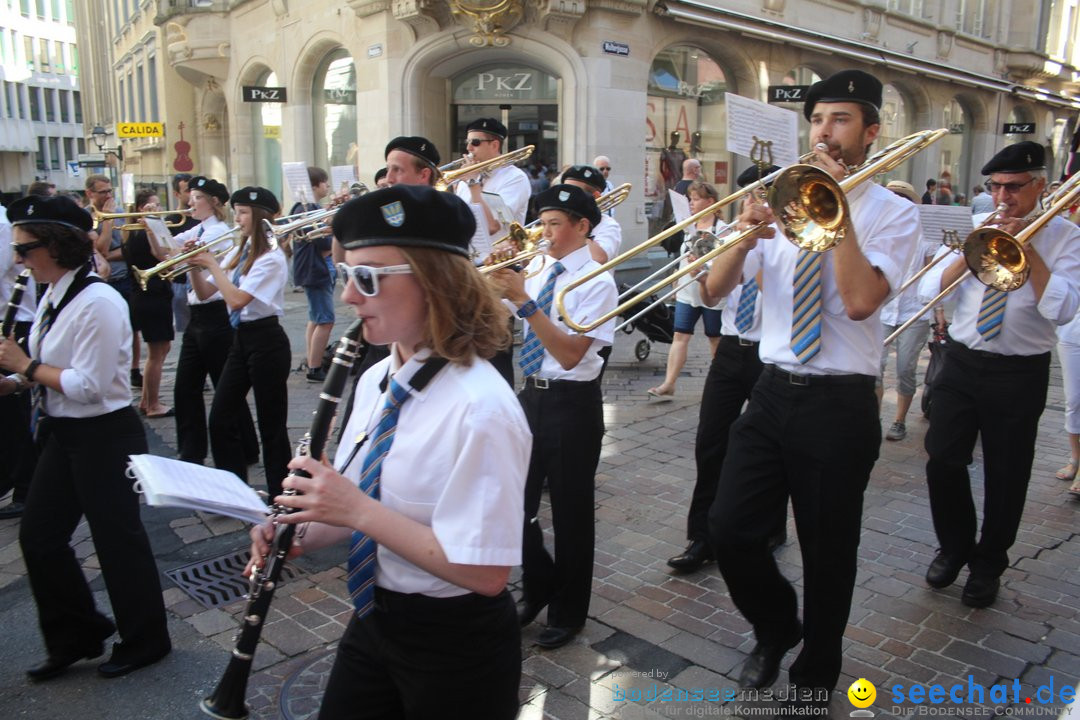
[517,600,546,628]
[667,540,714,572]
[961,574,1000,608]
[925,551,966,588]
[737,623,802,689]
[0,501,25,519]
[27,644,105,682]
[97,642,171,678]
[535,626,581,649]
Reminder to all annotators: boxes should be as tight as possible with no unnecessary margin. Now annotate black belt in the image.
[237,316,279,330]
[946,337,1050,365]
[372,586,507,615]
[188,300,226,317]
[521,376,598,391]
[762,364,875,388]
[721,335,758,348]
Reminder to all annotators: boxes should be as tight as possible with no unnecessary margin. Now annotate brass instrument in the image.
[884,173,1080,345]
[437,153,473,174]
[555,129,948,334]
[434,145,535,191]
[132,226,242,290]
[598,183,632,213]
[94,208,193,231]
[262,183,368,245]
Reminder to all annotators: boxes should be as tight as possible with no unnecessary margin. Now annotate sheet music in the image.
[331,165,358,193]
[725,94,799,166]
[127,454,269,525]
[669,189,691,224]
[918,205,973,246]
[282,162,312,209]
[481,191,515,227]
[143,217,176,252]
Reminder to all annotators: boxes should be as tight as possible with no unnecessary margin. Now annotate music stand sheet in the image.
[725,94,799,167]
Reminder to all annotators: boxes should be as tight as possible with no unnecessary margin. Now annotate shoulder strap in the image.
[51,265,104,318]
[378,356,450,393]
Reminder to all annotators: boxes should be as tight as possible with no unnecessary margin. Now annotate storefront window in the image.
[878,83,911,183]
[251,69,282,200]
[646,45,729,236]
[938,98,970,205]
[312,49,357,170]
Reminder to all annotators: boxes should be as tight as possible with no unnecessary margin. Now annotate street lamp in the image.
[91,125,107,150]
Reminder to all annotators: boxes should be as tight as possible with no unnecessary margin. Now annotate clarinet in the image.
[2,269,30,339]
[201,318,364,720]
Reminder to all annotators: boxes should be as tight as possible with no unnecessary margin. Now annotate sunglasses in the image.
[598,166,612,172]
[12,240,46,258]
[337,263,413,297]
[466,138,494,148]
[984,178,1035,194]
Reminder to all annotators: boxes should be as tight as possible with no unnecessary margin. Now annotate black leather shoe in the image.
[97,643,171,678]
[517,600,546,628]
[535,626,581,649]
[0,501,25,519]
[738,623,802,689]
[926,552,966,588]
[27,644,105,682]
[667,540,714,572]
[961,574,1000,608]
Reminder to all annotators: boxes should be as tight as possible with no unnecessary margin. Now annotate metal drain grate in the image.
[166,551,306,609]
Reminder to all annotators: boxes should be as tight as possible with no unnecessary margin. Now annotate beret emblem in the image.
[380,201,405,228]
[249,191,258,200]
[848,81,854,93]
[27,205,34,215]
[558,191,570,201]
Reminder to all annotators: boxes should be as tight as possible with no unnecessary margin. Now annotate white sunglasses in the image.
[337,263,413,296]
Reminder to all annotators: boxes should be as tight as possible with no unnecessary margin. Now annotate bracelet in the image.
[516,299,539,319]
[24,359,41,382]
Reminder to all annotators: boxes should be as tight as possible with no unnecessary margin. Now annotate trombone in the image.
[555,129,949,334]
[262,182,369,244]
[883,174,1080,345]
[94,208,193,231]
[132,226,241,290]
[435,146,535,191]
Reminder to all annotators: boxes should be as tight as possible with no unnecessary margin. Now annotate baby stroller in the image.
[617,283,674,361]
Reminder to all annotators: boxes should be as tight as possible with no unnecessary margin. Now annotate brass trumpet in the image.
[262,182,368,244]
[94,208,192,231]
[133,226,241,290]
[434,145,535,191]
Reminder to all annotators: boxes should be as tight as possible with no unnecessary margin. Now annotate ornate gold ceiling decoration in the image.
[448,0,530,47]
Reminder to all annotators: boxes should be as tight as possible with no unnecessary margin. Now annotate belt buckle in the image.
[787,371,809,387]
[738,337,753,347]
[533,377,550,390]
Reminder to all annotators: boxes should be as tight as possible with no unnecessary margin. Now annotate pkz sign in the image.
[768,85,810,103]
[242,86,287,103]
[476,71,534,94]
[1003,122,1035,135]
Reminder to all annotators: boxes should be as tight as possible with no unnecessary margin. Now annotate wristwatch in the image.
[516,300,539,319]
[467,177,484,187]
[24,359,41,382]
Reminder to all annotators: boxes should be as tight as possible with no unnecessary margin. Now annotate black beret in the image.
[230,186,280,214]
[736,164,782,188]
[188,176,229,204]
[332,185,476,258]
[8,194,92,233]
[535,184,602,229]
[384,136,441,171]
[374,167,388,185]
[803,69,883,121]
[465,117,507,140]
[561,165,606,192]
[980,141,1045,175]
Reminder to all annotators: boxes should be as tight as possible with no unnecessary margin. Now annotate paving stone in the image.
[187,608,240,636]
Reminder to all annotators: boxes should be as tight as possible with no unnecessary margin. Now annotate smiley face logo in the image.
[848,678,876,709]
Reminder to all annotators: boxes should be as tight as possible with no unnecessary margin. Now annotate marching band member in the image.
[187,187,291,498]
[491,184,617,650]
[918,142,1080,607]
[705,70,919,708]
[289,167,336,384]
[559,164,622,263]
[0,195,170,680]
[454,118,531,261]
[172,176,258,467]
[384,136,441,188]
[251,185,529,719]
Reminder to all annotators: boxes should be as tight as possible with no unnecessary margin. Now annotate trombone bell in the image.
[963,227,1028,292]
[770,166,849,253]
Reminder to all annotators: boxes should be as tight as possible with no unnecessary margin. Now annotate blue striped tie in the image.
[735,277,759,334]
[977,287,1007,341]
[518,261,565,377]
[791,249,822,364]
[228,252,248,328]
[346,377,411,618]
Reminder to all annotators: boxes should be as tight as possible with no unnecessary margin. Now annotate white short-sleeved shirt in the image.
[719,250,763,341]
[455,164,531,260]
[333,347,531,598]
[880,209,937,326]
[919,213,1080,355]
[205,247,288,321]
[176,217,231,305]
[757,181,919,376]
[592,215,622,262]
[518,244,618,381]
[31,269,133,417]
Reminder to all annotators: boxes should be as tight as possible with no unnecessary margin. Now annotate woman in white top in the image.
[249,185,529,719]
[648,180,726,398]
[187,186,290,497]
[1057,311,1080,493]
[0,195,170,681]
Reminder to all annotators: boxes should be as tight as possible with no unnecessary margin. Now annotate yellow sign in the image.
[263,125,281,140]
[117,122,165,138]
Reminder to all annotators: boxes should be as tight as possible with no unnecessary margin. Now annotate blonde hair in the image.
[399,247,511,364]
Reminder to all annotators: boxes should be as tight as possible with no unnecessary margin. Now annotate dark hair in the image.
[26,181,56,196]
[17,222,93,269]
[859,104,880,128]
[404,155,436,186]
[172,173,193,193]
[225,205,275,278]
[135,188,158,210]
[926,179,937,189]
[84,173,110,191]
[307,166,329,186]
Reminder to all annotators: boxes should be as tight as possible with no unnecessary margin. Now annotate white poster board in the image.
[330,165,358,193]
[282,162,312,208]
[668,189,691,224]
[725,94,799,166]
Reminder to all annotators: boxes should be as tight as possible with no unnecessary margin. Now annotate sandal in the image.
[647,387,674,400]
[1055,460,1078,481]
[1069,479,1080,497]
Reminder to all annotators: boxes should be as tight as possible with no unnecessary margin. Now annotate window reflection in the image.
[313,49,357,170]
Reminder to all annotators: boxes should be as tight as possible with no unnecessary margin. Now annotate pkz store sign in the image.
[454,66,558,102]
[768,85,810,103]
[242,86,287,103]
[1002,122,1035,135]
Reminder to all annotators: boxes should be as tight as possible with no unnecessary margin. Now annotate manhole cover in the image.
[166,551,306,608]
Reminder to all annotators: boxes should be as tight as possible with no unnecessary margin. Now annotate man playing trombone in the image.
[704,69,920,711]
[918,142,1080,608]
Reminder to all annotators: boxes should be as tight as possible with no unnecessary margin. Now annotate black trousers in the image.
[174,301,257,464]
[209,317,292,497]
[0,320,36,503]
[318,589,520,720]
[689,336,763,541]
[709,368,880,691]
[518,380,604,628]
[20,407,169,658]
[925,340,1050,578]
